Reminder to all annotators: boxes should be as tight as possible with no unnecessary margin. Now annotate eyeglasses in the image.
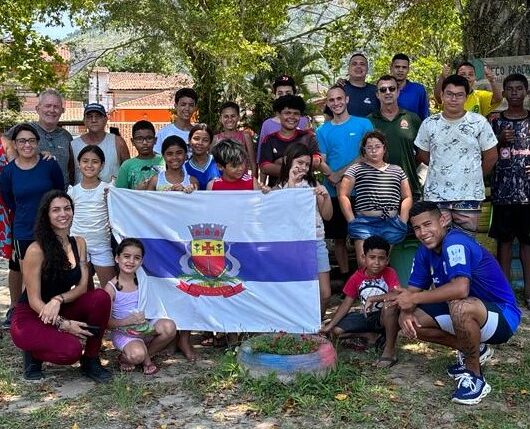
[133,136,156,144]
[378,86,397,93]
[365,144,384,151]
[444,91,466,100]
[15,138,38,146]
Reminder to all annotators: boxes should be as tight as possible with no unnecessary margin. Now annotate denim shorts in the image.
[348,215,408,244]
[316,239,330,273]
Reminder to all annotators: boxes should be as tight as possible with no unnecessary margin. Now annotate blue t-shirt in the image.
[397,80,430,121]
[0,157,65,240]
[409,229,521,332]
[316,116,373,196]
[343,81,379,117]
[184,155,220,190]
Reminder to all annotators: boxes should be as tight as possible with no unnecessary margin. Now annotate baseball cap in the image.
[84,103,107,116]
[273,75,297,93]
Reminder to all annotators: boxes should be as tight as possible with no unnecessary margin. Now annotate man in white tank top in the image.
[71,103,130,184]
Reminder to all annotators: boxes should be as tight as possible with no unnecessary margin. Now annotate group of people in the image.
[0,52,527,406]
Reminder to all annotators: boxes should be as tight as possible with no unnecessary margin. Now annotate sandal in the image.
[143,363,159,375]
[373,356,398,368]
[118,354,135,372]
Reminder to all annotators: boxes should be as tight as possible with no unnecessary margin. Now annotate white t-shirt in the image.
[414,112,497,201]
[71,133,120,184]
[154,123,190,154]
[67,181,111,249]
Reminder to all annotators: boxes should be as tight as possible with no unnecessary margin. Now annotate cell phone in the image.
[85,325,100,336]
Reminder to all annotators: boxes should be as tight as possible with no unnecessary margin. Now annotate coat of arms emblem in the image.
[177,223,245,297]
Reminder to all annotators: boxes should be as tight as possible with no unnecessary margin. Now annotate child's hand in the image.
[319,323,332,335]
[182,184,195,193]
[314,185,329,202]
[288,165,306,187]
[128,311,145,325]
[258,182,271,194]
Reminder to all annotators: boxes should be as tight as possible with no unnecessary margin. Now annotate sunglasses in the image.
[378,86,397,93]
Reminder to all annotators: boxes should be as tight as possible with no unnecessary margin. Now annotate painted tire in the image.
[237,334,337,382]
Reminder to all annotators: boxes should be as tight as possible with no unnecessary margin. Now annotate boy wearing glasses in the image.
[414,75,498,234]
[115,121,165,190]
[368,75,422,201]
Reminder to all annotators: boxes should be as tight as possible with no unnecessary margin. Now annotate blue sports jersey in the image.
[184,155,220,190]
[409,229,521,332]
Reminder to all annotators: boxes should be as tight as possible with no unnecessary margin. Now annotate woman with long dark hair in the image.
[10,190,112,382]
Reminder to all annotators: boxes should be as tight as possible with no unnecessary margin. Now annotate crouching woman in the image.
[10,190,112,382]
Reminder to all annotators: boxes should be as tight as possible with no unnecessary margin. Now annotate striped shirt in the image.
[345,162,407,214]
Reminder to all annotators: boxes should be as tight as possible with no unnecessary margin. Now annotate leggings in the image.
[10,289,111,364]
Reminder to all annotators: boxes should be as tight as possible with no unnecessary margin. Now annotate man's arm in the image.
[484,66,502,106]
[415,147,430,165]
[116,136,131,165]
[481,146,498,175]
[389,277,470,311]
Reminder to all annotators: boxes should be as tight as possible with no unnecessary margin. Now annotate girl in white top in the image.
[68,145,116,288]
[145,135,198,361]
[146,136,198,192]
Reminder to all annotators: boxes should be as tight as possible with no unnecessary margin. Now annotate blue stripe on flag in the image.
[138,238,317,282]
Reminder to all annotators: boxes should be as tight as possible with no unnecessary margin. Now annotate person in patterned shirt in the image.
[414,74,498,234]
[489,73,530,309]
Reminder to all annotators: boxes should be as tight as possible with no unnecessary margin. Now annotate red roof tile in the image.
[108,72,193,90]
[115,90,175,109]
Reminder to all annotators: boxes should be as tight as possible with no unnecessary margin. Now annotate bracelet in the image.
[52,295,64,304]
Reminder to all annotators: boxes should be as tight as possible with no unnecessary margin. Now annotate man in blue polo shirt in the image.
[387,201,521,405]
[390,53,430,121]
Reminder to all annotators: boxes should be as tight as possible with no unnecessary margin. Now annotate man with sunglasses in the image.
[368,75,422,201]
[414,75,498,234]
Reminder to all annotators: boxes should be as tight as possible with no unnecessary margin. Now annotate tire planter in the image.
[237,334,337,383]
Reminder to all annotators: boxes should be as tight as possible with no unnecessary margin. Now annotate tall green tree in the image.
[462,0,529,57]
[0,0,97,91]
[98,0,298,125]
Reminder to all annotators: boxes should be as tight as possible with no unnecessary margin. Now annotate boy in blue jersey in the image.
[386,201,520,405]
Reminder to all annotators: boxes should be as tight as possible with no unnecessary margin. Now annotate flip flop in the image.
[373,357,398,368]
[118,354,135,372]
[143,363,159,375]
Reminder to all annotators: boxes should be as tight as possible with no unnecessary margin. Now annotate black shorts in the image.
[335,310,384,334]
[418,301,516,344]
[10,239,34,272]
[489,204,530,245]
[324,197,351,240]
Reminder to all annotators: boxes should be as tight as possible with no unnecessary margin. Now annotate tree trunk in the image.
[462,0,530,57]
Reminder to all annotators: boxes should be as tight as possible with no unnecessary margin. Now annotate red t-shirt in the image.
[211,174,254,191]
[343,266,400,311]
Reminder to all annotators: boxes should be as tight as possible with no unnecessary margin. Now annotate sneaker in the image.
[23,351,44,381]
[451,371,491,405]
[447,362,468,379]
[80,356,113,383]
[2,307,14,329]
[456,344,494,366]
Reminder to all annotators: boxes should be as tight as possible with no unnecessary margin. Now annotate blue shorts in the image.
[418,301,518,344]
[336,310,384,333]
[348,216,408,245]
[316,240,330,273]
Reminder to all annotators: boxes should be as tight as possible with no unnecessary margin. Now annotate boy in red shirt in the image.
[321,235,400,367]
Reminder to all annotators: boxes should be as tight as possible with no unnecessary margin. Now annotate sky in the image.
[34,14,78,40]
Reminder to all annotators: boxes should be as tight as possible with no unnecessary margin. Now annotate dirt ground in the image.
[1,259,529,429]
